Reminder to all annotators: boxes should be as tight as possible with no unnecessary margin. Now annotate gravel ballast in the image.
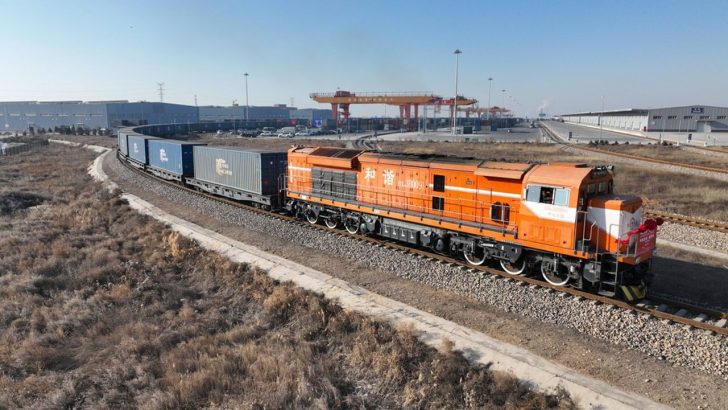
[658,222,728,255]
[108,156,728,378]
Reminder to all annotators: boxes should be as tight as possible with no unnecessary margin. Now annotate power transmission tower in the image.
[194,94,197,106]
[157,82,165,102]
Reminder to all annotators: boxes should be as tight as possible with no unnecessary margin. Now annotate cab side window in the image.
[553,188,570,206]
[526,185,569,206]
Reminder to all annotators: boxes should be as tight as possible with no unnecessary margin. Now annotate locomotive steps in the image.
[76,145,668,408]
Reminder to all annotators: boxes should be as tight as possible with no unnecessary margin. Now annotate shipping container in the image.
[126,133,159,165]
[118,131,129,156]
[147,139,206,180]
[192,146,287,195]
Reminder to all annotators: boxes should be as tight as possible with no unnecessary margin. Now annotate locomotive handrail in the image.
[288,173,519,230]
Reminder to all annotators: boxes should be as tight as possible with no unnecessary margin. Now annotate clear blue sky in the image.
[1,0,726,117]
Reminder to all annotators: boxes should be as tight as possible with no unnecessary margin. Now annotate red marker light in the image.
[644,219,657,231]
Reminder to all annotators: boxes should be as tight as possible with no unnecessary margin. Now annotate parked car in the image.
[239,130,260,138]
[259,130,274,137]
[295,130,311,136]
[278,131,295,138]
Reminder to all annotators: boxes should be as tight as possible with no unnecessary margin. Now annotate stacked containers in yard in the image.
[193,146,288,195]
[147,139,206,177]
[126,134,160,165]
[118,131,129,156]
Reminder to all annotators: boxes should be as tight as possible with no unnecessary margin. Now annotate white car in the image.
[278,132,294,138]
[295,130,311,136]
[259,130,274,137]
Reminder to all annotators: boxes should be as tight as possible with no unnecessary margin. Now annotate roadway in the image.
[374,123,547,143]
[545,121,647,144]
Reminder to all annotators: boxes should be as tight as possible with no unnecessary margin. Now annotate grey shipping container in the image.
[126,133,159,165]
[118,131,129,156]
[147,139,205,178]
[192,146,287,195]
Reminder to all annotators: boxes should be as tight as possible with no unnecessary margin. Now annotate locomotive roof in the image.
[525,163,595,187]
[370,152,481,165]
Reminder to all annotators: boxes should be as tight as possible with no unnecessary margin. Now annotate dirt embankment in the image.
[0,145,573,408]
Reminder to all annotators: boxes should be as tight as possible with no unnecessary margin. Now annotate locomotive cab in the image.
[578,166,658,262]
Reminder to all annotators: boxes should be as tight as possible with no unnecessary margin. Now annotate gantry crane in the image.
[310,90,477,130]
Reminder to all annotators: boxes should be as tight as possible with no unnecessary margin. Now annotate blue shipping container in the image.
[118,131,129,156]
[147,139,205,177]
[126,134,159,164]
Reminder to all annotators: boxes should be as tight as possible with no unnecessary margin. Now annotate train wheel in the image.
[305,210,318,224]
[324,218,338,229]
[540,260,569,286]
[500,259,526,275]
[464,248,486,266]
[344,218,359,234]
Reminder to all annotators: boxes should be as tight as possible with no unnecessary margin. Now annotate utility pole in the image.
[157,82,165,102]
[452,48,462,135]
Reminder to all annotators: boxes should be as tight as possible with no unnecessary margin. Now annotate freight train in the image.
[117,126,661,300]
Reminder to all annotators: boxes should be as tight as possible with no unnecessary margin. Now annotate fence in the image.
[0,139,49,156]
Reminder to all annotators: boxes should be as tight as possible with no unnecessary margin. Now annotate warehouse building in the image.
[0,101,198,132]
[198,105,294,121]
[561,105,728,132]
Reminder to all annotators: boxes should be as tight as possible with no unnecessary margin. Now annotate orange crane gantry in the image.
[310,90,477,130]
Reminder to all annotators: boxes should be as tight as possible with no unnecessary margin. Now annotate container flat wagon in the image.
[147,139,206,181]
[187,146,288,209]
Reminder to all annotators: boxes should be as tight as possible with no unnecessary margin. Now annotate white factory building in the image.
[560,105,728,133]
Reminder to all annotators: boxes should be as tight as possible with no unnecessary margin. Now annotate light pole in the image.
[452,49,462,135]
[244,72,249,122]
[501,89,506,123]
[487,77,493,121]
[600,95,604,141]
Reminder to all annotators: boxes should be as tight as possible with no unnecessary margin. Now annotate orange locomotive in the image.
[285,146,661,300]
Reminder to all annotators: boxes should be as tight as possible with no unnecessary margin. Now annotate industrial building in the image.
[198,105,293,121]
[560,105,728,133]
[0,101,198,132]
[288,108,333,127]
[0,100,334,132]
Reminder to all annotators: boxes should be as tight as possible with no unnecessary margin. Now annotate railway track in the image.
[116,152,728,336]
[352,134,379,150]
[569,144,728,175]
[645,210,728,234]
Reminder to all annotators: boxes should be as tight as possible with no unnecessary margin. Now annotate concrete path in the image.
[84,146,667,409]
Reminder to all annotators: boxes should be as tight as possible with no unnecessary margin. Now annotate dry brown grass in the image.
[0,144,573,408]
[596,144,728,169]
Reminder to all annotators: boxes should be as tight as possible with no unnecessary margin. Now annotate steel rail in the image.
[115,152,728,336]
